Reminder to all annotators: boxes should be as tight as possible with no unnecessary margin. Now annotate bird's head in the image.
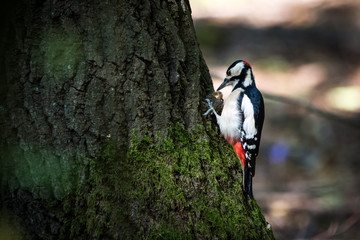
[217,60,255,91]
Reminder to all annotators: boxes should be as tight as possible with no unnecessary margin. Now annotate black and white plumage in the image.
[204,60,265,198]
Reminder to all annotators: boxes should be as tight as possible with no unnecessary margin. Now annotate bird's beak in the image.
[217,78,231,91]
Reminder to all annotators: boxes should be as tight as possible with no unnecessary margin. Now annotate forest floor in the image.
[193,0,360,239]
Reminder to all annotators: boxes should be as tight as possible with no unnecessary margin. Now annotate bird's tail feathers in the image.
[243,163,253,199]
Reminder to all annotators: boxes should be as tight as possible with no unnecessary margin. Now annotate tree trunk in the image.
[0,0,274,239]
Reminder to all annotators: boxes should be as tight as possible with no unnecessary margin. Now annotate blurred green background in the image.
[192,0,360,239]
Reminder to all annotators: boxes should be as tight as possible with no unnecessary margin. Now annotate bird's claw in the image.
[203,98,215,116]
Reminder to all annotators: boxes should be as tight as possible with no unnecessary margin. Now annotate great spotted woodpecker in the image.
[204,60,265,198]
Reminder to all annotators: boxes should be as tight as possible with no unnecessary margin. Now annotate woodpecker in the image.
[204,60,265,198]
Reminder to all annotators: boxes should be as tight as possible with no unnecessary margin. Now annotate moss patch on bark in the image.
[60,123,274,239]
[1,123,273,239]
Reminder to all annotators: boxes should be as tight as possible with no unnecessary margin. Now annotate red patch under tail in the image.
[226,137,246,168]
[233,142,246,168]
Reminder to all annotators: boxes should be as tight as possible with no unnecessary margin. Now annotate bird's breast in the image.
[218,88,243,141]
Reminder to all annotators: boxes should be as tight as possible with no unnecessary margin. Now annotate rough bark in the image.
[0,0,274,239]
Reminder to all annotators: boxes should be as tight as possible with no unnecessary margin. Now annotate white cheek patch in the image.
[230,62,245,77]
[241,95,257,138]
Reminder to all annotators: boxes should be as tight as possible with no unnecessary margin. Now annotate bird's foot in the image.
[203,98,215,116]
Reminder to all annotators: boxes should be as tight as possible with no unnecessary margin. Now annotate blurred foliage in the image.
[257,57,291,73]
[192,0,360,239]
[327,86,360,111]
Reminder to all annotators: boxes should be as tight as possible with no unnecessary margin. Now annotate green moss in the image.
[0,144,84,199]
[1,122,273,239]
[56,123,274,239]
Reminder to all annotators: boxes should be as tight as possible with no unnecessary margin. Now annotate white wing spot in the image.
[230,62,245,77]
[247,144,256,150]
